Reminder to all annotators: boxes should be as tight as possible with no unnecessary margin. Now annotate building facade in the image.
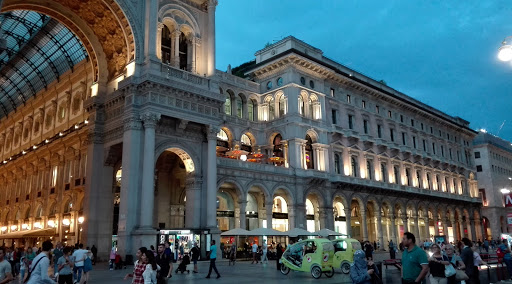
[473,132,512,239]
[0,0,482,260]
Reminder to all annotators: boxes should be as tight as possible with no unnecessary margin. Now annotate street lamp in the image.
[77,216,85,244]
[501,188,510,194]
[498,36,512,62]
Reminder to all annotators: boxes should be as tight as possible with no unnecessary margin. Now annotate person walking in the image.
[389,240,396,259]
[124,247,148,284]
[251,242,259,264]
[364,241,373,260]
[53,242,64,280]
[276,243,283,271]
[109,247,116,271]
[428,243,449,284]
[71,243,88,284]
[401,232,429,284]
[460,238,474,282]
[26,240,55,284]
[205,240,220,279]
[155,244,172,284]
[57,246,74,284]
[261,242,268,264]
[350,250,378,284]
[0,247,13,283]
[228,243,236,266]
[190,243,199,273]
[90,245,97,265]
[141,251,157,284]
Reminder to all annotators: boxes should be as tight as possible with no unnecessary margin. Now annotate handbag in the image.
[444,263,456,277]
[455,269,469,281]
[84,256,93,272]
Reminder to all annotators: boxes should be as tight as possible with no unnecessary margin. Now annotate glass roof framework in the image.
[0,10,88,118]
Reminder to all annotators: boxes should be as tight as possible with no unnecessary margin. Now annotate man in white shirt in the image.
[71,244,88,284]
[26,241,54,284]
[0,247,13,284]
[261,243,268,264]
[251,242,259,264]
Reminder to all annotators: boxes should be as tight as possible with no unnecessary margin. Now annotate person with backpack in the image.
[26,240,54,283]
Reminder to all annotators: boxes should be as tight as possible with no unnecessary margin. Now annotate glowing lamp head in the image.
[501,188,510,194]
[10,225,17,231]
[78,217,85,224]
[0,226,7,232]
[62,219,70,226]
[498,44,512,62]
[48,220,56,228]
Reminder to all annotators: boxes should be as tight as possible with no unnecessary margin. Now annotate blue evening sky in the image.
[216,1,512,142]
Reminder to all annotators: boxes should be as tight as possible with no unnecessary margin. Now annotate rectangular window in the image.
[332,109,338,124]
[441,146,444,157]
[449,149,453,160]
[423,139,426,151]
[411,119,414,127]
[390,129,395,142]
[376,105,380,114]
[330,88,335,97]
[430,127,433,134]
[447,133,450,140]
[363,120,368,134]
[362,100,366,109]
[476,165,482,172]
[439,130,442,137]
[413,136,416,148]
[347,95,351,104]
[457,150,460,162]
[51,165,58,187]
[421,123,424,130]
[377,125,382,138]
[348,115,353,129]
[474,151,480,159]
[432,143,436,155]
[479,188,487,206]
[402,132,406,145]
[400,115,404,123]
[388,110,392,118]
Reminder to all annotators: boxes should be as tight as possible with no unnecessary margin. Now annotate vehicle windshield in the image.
[351,242,361,250]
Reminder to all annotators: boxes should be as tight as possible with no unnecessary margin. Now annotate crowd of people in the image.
[0,241,94,284]
[351,232,512,284]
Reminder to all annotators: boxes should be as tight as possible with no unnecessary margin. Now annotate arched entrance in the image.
[246,186,267,230]
[305,193,322,232]
[482,217,491,239]
[216,182,242,232]
[366,201,377,242]
[351,199,362,241]
[333,197,347,235]
[272,188,291,232]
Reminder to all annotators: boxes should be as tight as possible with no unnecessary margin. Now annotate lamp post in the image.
[498,36,512,62]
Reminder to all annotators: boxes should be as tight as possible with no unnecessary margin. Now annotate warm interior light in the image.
[34,222,42,229]
[1,226,7,232]
[48,220,56,228]
[91,83,99,97]
[78,217,85,224]
[498,45,512,61]
[240,155,247,161]
[10,225,17,231]
[62,219,70,226]
[501,188,510,194]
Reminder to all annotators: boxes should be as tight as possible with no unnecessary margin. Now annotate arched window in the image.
[393,166,400,184]
[64,200,72,214]
[216,129,229,156]
[334,154,341,174]
[405,169,411,186]
[268,97,275,120]
[248,99,256,121]
[426,173,431,189]
[278,94,286,117]
[236,94,243,118]
[416,170,422,188]
[35,206,43,218]
[445,177,449,192]
[298,96,305,116]
[308,97,314,119]
[224,95,231,115]
[179,32,188,70]
[366,160,373,180]
[241,134,252,152]
[49,203,58,216]
[305,135,314,169]
[272,134,284,166]
[351,157,358,177]
[160,25,172,64]
[436,175,442,191]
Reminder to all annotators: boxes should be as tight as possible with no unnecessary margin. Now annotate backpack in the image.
[84,256,93,272]
[23,255,46,283]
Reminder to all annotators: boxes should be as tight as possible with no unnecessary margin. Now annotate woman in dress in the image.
[142,250,158,284]
[124,247,148,283]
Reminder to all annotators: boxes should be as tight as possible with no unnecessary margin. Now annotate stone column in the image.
[185,176,202,228]
[402,216,409,233]
[186,35,195,72]
[283,140,289,168]
[469,219,476,241]
[424,216,430,239]
[458,218,465,239]
[238,201,247,230]
[344,208,352,237]
[206,126,218,229]
[171,29,180,68]
[206,0,217,76]
[265,202,273,229]
[144,0,159,61]
[414,215,420,242]
[442,218,449,238]
[361,209,368,241]
[117,113,144,258]
[319,207,327,230]
[156,22,164,60]
[323,207,334,230]
[434,219,440,236]
[390,216,397,243]
[288,205,295,230]
[377,212,384,251]
[450,216,459,242]
[140,112,160,229]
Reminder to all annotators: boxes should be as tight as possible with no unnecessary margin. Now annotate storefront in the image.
[158,229,209,260]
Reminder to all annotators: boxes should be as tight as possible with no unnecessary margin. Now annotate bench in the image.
[383,259,402,270]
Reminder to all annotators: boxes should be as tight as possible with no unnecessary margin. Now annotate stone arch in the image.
[305,128,319,143]
[303,188,326,208]
[158,4,201,37]
[32,203,43,218]
[240,130,257,146]
[5,0,137,82]
[22,205,31,220]
[217,177,246,202]
[393,200,406,217]
[348,193,365,210]
[245,181,271,201]
[331,191,349,209]
[271,184,295,207]
[365,196,380,212]
[154,140,199,174]
[61,196,73,214]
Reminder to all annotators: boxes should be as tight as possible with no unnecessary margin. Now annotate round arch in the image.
[270,185,295,207]
[305,129,319,143]
[154,141,199,174]
[158,4,201,37]
[216,178,246,202]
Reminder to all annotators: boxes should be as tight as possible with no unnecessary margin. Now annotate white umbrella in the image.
[315,228,345,237]
[220,228,250,236]
[249,227,286,236]
[285,227,315,237]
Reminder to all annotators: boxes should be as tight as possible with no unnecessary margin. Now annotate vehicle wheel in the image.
[311,266,322,279]
[341,262,350,274]
[324,267,335,278]
[280,265,290,275]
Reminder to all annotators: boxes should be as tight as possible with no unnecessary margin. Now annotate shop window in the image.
[305,135,314,169]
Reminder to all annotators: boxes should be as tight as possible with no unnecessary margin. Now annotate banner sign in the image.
[505,194,512,207]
